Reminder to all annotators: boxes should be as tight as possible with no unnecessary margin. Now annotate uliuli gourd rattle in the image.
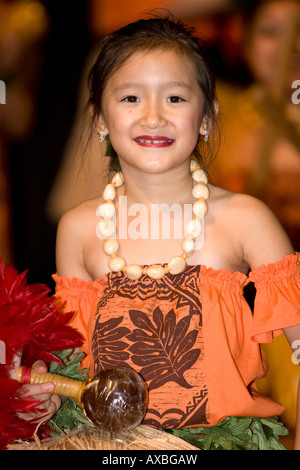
[15,365,148,433]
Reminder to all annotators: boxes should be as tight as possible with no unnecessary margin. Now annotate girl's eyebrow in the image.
[114,82,141,92]
[166,80,193,90]
[114,80,193,92]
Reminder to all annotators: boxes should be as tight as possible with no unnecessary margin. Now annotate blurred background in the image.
[0,0,299,447]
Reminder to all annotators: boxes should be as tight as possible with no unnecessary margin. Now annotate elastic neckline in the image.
[53,253,299,288]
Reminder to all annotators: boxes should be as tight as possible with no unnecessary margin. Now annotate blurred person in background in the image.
[210,0,300,253]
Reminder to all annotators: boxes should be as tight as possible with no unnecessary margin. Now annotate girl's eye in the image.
[122,96,140,103]
[167,96,184,103]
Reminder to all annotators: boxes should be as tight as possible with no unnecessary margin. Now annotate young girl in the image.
[21,17,300,450]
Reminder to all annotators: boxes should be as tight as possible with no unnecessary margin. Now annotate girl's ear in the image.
[199,116,210,137]
[213,99,220,117]
[199,100,219,136]
[89,104,109,136]
[96,114,109,136]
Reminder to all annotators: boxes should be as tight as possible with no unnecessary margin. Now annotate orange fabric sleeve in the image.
[52,274,104,371]
[249,253,300,343]
[198,267,285,424]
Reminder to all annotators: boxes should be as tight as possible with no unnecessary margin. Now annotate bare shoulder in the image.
[209,185,294,269]
[56,198,99,250]
[56,196,103,280]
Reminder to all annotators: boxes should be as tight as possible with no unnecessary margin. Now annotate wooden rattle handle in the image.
[15,366,85,401]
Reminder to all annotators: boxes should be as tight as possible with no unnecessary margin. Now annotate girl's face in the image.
[245,0,300,88]
[99,48,206,174]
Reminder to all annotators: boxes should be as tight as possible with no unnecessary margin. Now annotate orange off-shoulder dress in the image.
[53,253,300,429]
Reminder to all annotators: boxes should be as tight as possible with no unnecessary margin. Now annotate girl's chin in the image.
[122,158,191,176]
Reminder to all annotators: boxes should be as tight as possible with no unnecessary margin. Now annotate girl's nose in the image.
[139,100,167,128]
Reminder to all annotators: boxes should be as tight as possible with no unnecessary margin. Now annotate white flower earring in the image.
[204,129,209,142]
[99,131,105,143]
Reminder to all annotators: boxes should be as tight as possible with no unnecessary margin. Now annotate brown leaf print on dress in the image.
[127,307,200,390]
[92,316,131,372]
[102,266,202,317]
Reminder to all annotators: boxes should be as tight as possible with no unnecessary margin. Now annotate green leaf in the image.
[48,398,90,435]
[164,416,287,450]
[260,417,289,437]
[49,350,89,381]
[105,134,114,157]
[47,350,90,435]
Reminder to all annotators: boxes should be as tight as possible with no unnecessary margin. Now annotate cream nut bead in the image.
[108,256,126,272]
[103,183,116,201]
[192,168,208,184]
[96,202,115,219]
[182,238,195,254]
[147,265,165,280]
[111,172,124,188]
[192,183,210,200]
[96,219,116,238]
[190,159,199,172]
[168,256,186,275]
[103,238,119,256]
[186,218,202,238]
[193,199,208,218]
[125,264,143,280]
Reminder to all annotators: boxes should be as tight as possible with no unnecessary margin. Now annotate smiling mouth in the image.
[134,136,174,147]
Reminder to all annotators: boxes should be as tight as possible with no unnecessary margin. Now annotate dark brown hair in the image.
[87,16,219,171]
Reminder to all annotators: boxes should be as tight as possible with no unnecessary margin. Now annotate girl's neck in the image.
[119,162,194,206]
